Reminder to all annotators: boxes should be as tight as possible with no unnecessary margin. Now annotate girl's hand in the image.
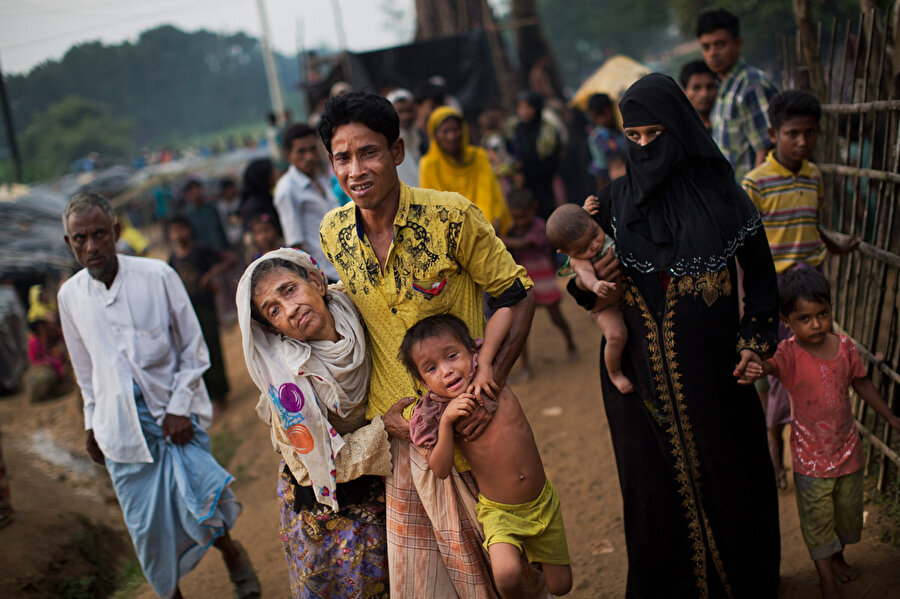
[583,195,600,214]
[469,366,498,402]
[734,349,763,385]
[442,394,477,424]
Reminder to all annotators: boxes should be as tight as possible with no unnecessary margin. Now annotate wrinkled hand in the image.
[85,430,105,465]
[162,413,194,445]
[583,195,600,214]
[468,366,497,402]
[443,394,477,424]
[734,349,763,385]
[594,250,623,285]
[383,396,415,441]
[591,279,616,300]
[454,402,495,441]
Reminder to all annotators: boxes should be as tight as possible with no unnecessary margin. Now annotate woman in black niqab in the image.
[570,74,781,598]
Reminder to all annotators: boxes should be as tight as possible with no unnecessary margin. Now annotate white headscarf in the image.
[237,248,370,509]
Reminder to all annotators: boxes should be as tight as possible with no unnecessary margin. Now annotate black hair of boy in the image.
[697,8,740,38]
[545,204,595,250]
[679,60,716,89]
[506,187,537,212]
[282,123,316,153]
[317,92,400,154]
[398,313,476,380]
[587,93,614,116]
[165,215,193,234]
[182,179,202,195]
[767,90,822,130]
[778,268,831,316]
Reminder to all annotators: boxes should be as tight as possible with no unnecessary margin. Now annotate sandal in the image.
[228,542,261,599]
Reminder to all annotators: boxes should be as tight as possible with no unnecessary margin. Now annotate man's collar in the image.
[720,59,747,82]
[354,183,409,240]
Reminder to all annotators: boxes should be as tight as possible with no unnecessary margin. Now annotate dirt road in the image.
[2,293,899,598]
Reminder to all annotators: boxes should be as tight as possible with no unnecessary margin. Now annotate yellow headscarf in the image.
[419,106,511,234]
[28,284,57,323]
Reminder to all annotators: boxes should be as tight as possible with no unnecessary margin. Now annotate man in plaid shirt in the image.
[698,8,778,181]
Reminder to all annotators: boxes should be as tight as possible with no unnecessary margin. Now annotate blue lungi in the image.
[106,387,241,598]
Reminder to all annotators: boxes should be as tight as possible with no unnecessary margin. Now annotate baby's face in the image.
[411,331,474,398]
[565,222,606,260]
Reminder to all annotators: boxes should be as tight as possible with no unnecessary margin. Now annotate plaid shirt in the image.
[711,60,778,181]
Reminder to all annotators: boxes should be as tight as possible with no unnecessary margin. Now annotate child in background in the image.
[742,90,859,490]
[606,151,627,183]
[746,268,898,599]
[586,93,627,192]
[249,213,283,260]
[166,216,239,406]
[502,188,578,377]
[400,313,572,599]
[546,202,632,394]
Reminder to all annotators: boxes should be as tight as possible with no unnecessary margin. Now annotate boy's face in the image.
[683,73,719,115]
[167,222,192,246]
[698,29,742,77]
[510,206,535,230]
[589,107,613,128]
[782,298,832,347]
[769,116,818,171]
[564,221,606,261]
[252,221,279,251]
[411,331,474,398]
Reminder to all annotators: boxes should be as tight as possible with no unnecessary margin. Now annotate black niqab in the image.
[610,73,762,276]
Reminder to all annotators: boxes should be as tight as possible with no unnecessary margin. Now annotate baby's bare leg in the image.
[594,305,633,394]
[488,543,526,599]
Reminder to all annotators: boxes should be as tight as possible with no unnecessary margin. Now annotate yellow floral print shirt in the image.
[320,183,532,423]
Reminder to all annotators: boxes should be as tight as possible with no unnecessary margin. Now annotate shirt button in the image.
[391,308,397,314]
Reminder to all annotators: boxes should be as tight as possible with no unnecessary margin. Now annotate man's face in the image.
[684,73,719,115]
[65,206,121,284]
[393,99,416,130]
[288,134,321,177]
[699,29,742,76]
[329,122,404,213]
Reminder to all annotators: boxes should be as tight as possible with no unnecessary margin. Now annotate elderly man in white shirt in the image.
[273,123,341,282]
[58,192,259,599]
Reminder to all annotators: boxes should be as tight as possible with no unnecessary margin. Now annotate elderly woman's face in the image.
[253,268,337,342]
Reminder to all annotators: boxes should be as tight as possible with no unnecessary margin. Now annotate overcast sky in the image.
[0,0,422,75]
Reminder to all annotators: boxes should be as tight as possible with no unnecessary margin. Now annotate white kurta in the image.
[58,254,212,463]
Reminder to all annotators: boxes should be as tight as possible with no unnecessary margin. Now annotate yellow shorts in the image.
[475,478,570,565]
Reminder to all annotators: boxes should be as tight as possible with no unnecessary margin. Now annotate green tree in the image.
[20,96,133,179]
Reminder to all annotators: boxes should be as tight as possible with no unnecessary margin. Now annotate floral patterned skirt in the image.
[277,463,389,598]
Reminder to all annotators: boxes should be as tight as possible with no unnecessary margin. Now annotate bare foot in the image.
[831,555,860,583]
[609,371,634,394]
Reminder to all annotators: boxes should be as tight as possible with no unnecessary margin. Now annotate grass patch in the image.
[210,424,242,468]
[111,560,147,599]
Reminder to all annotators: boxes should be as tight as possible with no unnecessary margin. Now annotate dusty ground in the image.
[2,292,900,598]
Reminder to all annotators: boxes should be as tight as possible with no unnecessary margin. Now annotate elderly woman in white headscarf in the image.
[237,248,392,599]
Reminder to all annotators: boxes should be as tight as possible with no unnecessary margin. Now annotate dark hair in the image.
[317,92,400,154]
[679,60,716,88]
[507,187,536,212]
[248,258,311,331]
[282,123,317,152]
[414,80,447,106]
[545,204,596,250]
[220,177,237,191]
[398,314,476,380]
[587,93,613,115]
[768,90,821,130]
[182,179,203,195]
[697,8,740,38]
[778,268,831,316]
[166,215,193,233]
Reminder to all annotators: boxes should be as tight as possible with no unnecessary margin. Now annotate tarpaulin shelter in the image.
[306,29,502,122]
[569,54,652,125]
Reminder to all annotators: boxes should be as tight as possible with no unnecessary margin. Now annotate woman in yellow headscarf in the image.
[419,106,511,234]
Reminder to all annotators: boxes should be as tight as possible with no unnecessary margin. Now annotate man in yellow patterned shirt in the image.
[318,92,536,598]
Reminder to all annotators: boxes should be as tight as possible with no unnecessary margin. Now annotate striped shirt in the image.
[711,60,779,181]
[742,152,827,273]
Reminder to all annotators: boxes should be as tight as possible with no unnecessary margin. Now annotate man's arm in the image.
[490,290,534,390]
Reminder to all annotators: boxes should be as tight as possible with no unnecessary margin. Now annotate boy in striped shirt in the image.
[742,89,858,490]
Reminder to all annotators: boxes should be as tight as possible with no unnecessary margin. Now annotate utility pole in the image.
[256,0,287,125]
[0,53,22,182]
